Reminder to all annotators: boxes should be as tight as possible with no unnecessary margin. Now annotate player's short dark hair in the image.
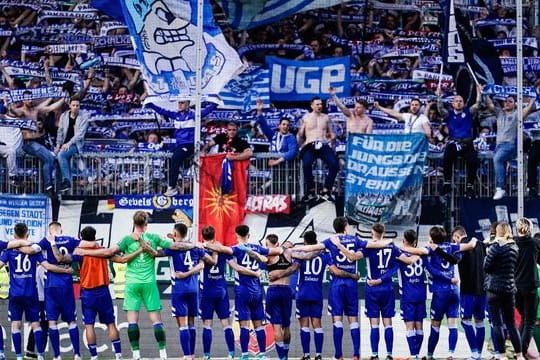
[429,226,446,244]
[235,224,249,237]
[14,223,28,238]
[403,229,417,246]
[372,223,385,235]
[266,234,279,245]
[202,225,215,240]
[333,217,348,233]
[80,226,96,241]
[304,230,317,245]
[452,225,466,238]
[310,96,322,104]
[174,223,188,237]
[356,99,369,108]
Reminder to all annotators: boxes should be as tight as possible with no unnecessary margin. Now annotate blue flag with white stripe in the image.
[118,0,244,111]
[219,67,269,112]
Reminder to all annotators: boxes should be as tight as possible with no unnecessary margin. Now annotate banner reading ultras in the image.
[345,133,428,226]
[0,194,50,240]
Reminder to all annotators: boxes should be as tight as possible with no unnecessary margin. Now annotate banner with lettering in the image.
[266,56,350,101]
[345,133,428,226]
[199,154,249,246]
[0,195,51,241]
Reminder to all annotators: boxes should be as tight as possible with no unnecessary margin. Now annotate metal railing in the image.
[0,151,525,201]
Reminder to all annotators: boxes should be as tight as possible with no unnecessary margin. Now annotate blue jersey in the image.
[0,241,8,252]
[200,250,230,296]
[426,243,461,292]
[38,236,79,288]
[0,249,44,297]
[231,244,269,293]
[364,244,402,290]
[164,247,205,294]
[398,253,427,302]
[322,235,367,286]
[295,252,331,301]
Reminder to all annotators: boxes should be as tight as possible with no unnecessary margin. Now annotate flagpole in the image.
[516,0,524,217]
[193,0,204,241]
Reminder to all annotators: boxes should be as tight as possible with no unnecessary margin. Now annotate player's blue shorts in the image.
[460,294,486,320]
[430,288,460,321]
[199,289,230,320]
[296,299,323,319]
[400,301,427,322]
[365,287,395,318]
[81,286,115,325]
[234,288,264,321]
[171,292,198,317]
[266,285,293,327]
[9,296,40,322]
[45,286,77,322]
[328,282,358,316]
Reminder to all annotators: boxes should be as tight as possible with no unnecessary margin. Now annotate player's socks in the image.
[127,323,140,350]
[314,327,324,355]
[275,341,285,358]
[384,325,393,355]
[179,326,191,356]
[406,329,417,357]
[300,327,311,354]
[333,321,344,359]
[224,326,235,353]
[69,323,80,356]
[0,326,3,352]
[415,329,424,356]
[240,327,250,353]
[427,325,440,355]
[33,327,45,354]
[111,337,122,356]
[88,343,98,357]
[203,326,212,355]
[153,322,166,350]
[448,324,458,354]
[189,326,196,355]
[370,325,380,356]
[351,322,360,357]
[475,322,485,356]
[462,320,477,354]
[283,342,290,358]
[255,326,266,353]
[12,329,22,356]
[49,326,61,357]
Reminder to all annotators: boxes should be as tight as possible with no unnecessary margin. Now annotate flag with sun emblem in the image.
[199,153,249,246]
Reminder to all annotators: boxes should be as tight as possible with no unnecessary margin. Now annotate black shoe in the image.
[24,351,37,359]
[58,180,71,193]
[300,356,311,360]
[385,356,393,360]
[314,356,322,360]
[440,182,452,196]
[319,189,335,202]
[466,184,476,199]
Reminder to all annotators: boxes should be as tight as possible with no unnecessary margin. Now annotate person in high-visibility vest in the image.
[112,262,126,299]
[0,267,9,300]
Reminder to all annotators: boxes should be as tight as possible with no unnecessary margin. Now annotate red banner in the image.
[198,154,249,246]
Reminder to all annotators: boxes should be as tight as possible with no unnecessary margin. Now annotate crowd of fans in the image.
[0,0,538,199]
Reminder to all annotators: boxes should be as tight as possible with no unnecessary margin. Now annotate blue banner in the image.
[345,134,428,226]
[267,56,350,101]
[460,198,540,242]
[0,195,50,240]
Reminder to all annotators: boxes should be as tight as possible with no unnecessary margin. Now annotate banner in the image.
[460,198,540,242]
[267,56,350,101]
[116,0,243,112]
[345,134,428,226]
[219,66,269,112]
[215,0,346,30]
[0,195,50,240]
[199,154,249,246]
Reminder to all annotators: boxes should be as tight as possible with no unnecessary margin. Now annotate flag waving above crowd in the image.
[96,0,244,111]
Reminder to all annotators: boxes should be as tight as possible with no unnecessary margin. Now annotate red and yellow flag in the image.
[198,154,249,246]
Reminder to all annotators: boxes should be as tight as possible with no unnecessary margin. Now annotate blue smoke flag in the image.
[219,66,269,112]
[221,157,233,195]
[439,0,503,106]
[114,0,244,111]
